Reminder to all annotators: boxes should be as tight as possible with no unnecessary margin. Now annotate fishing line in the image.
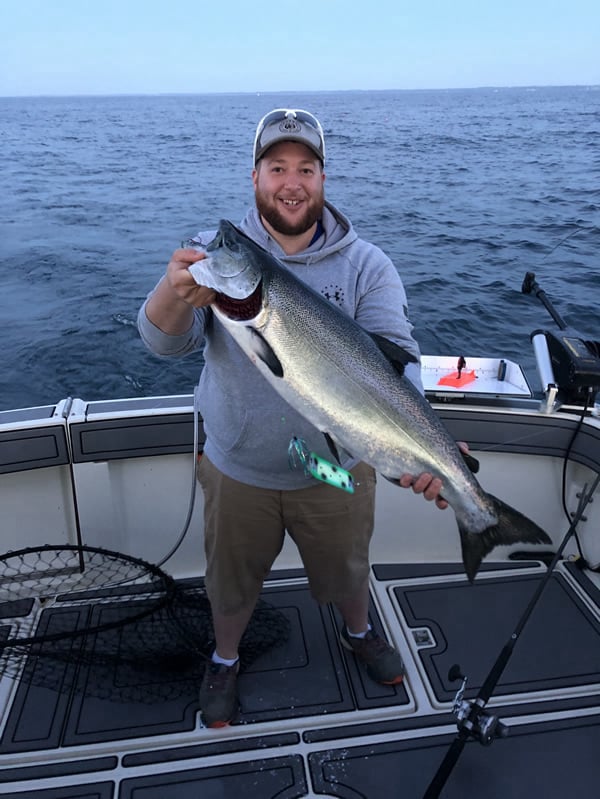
[539,222,599,263]
[153,384,595,570]
[155,226,599,570]
[559,389,598,568]
[155,384,202,569]
[446,425,566,456]
[443,409,596,565]
[422,472,600,799]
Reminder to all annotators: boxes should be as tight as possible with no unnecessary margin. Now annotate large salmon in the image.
[189,220,551,579]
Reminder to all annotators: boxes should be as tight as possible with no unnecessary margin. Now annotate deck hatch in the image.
[309,714,600,798]
[119,755,307,799]
[393,571,600,702]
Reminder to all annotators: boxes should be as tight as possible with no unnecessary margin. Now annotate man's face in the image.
[253,141,325,237]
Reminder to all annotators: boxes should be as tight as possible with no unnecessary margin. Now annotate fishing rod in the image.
[522,270,600,563]
[522,270,600,410]
[422,471,600,799]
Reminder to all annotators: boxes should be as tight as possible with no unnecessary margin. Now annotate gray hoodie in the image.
[138,202,423,489]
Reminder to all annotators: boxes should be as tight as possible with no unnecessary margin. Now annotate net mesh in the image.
[0,545,290,701]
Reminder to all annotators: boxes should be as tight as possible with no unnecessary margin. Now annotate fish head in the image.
[188,220,266,320]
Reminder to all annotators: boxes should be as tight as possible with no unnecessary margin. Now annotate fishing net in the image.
[0,545,290,702]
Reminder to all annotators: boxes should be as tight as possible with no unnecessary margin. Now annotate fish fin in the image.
[324,433,342,464]
[368,333,418,378]
[250,330,284,377]
[323,433,353,465]
[459,494,552,582]
[461,450,480,474]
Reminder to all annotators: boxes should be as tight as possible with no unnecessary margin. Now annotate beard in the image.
[255,186,325,237]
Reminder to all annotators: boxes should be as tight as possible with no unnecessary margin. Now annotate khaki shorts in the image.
[197,455,377,614]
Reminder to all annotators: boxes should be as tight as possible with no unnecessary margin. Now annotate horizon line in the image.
[1,83,599,100]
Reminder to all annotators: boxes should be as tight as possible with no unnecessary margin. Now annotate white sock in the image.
[211,650,239,667]
[346,623,372,639]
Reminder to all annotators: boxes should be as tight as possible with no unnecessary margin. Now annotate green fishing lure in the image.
[288,436,355,494]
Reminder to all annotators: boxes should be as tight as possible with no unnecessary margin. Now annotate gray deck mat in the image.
[309,714,600,798]
[0,583,407,754]
[1,566,598,797]
[393,570,600,701]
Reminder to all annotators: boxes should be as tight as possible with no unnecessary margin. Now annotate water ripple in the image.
[1,87,598,409]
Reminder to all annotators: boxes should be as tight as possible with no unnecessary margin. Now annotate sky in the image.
[1,0,599,96]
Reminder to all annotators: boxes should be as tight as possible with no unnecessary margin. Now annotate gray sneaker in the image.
[340,627,405,685]
[199,660,240,728]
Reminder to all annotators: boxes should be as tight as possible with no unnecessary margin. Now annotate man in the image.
[138,108,448,728]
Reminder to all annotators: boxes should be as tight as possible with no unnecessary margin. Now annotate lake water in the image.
[1,86,599,410]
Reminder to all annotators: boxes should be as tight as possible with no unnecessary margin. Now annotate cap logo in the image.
[279,119,302,134]
[253,108,325,164]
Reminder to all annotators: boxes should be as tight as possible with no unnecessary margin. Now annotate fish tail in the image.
[459,494,552,582]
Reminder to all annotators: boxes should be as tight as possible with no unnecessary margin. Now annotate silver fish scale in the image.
[237,255,494,532]
[202,222,553,573]
[199,221,503,537]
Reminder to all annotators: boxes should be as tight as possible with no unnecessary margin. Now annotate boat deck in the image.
[1,558,599,798]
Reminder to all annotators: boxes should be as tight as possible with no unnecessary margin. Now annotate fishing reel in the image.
[448,665,509,746]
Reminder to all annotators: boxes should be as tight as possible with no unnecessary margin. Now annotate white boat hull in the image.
[0,384,599,797]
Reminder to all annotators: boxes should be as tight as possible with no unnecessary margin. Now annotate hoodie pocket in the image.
[202,402,252,454]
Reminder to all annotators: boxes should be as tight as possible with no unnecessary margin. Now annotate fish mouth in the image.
[214,281,263,321]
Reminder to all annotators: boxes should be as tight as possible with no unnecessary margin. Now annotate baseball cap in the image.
[253,108,325,165]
